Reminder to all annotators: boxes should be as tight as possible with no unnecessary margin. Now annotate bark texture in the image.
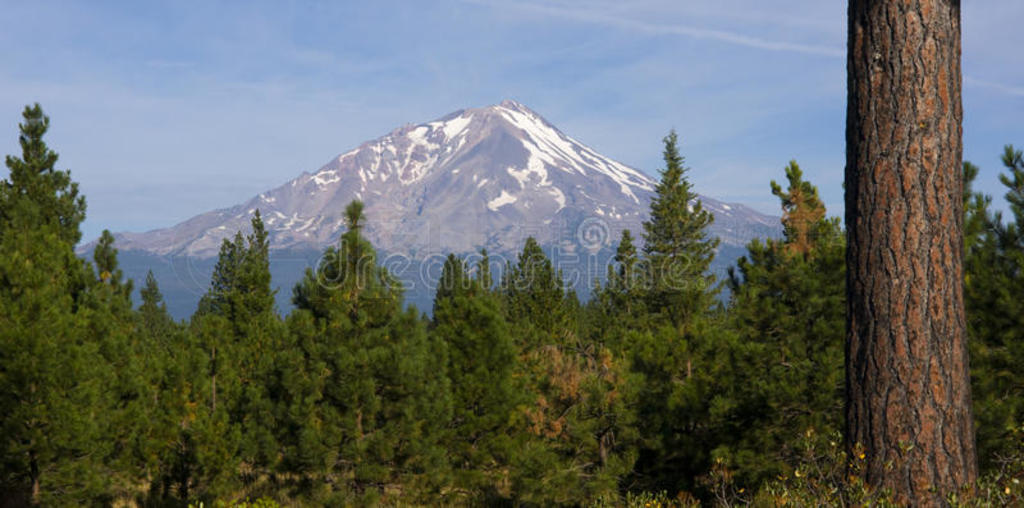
[845,0,977,504]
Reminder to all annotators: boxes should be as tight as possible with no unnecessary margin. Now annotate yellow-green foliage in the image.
[189,497,281,508]
[592,490,698,508]
[616,427,1024,507]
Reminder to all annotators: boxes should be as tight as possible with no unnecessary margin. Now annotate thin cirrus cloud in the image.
[965,76,1024,98]
[463,0,1024,98]
[471,0,1024,97]
[460,0,845,57]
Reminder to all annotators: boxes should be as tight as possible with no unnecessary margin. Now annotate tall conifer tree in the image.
[176,211,282,499]
[431,253,520,501]
[287,201,451,504]
[139,270,174,339]
[722,163,845,487]
[965,147,1024,471]
[641,130,719,328]
[0,104,106,505]
[499,238,638,504]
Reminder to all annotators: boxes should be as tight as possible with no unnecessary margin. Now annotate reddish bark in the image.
[845,0,977,504]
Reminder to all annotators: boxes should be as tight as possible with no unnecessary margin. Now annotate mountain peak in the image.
[496,98,529,112]
[95,103,781,258]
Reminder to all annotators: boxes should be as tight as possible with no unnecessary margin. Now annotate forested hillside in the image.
[3,106,1023,506]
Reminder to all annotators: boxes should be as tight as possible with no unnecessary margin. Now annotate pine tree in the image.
[1000,145,1024,235]
[0,104,107,505]
[86,230,144,497]
[431,252,520,501]
[477,248,493,290]
[497,238,639,504]
[180,312,242,499]
[174,210,283,499]
[641,130,719,328]
[616,131,723,497]
[589,229,650,354]
[0,104,86,246]
[604,230,646,320]
[770,161,829,256]
[93,230,130,292]
[965,147,1024,471]
[500,237,569,348]
[196,210,276,324]
[139,270,174,339]
[962,161,992,255]
[286,201,452,504]
[132,270,192,501]
[721,163,845,487]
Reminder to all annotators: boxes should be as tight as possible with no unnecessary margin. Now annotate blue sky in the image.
[2,0,1022,243]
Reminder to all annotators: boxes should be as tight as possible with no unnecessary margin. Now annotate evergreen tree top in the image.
[434,253,468,314]
[641,130,717,263]
[770,160,828,256]
[140,270,165,309]
[196,210,276,320]
[1000,145,1024,224]
[293,200,403,324]
[507,237,563,293]
[476,248,493,290]
[91,229,133,301]
[640,130,718,284]
[1,103,86,246]
[94,230,120,282]
[345,200,365,232]
[611,229,640,291]
[501,236,572,343]
[614,230,637,268]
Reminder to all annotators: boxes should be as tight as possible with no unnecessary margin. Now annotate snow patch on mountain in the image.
[437,113,472,139]
[548,187,566,210]
[312,169,340,187]
[507,156,550,188]
[90,100,782,258]
[487,190,517,211]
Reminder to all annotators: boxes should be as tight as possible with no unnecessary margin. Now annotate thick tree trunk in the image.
[845,0,977,504]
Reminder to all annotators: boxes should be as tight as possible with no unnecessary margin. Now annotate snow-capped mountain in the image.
[104,100,780,259]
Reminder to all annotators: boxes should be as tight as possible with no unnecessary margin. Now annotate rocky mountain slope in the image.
[104,100,780,260]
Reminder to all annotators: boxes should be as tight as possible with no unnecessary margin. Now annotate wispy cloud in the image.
[460,0,844,57]
[965,75,1024,98]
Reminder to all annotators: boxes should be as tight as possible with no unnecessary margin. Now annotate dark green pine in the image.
[285,200,452,504]
[500,236,570,348]
[721,163,845,488]
[0,104,107,505]
[431,252,520,501]
[965,147,1024,472]
[641,130,719,328]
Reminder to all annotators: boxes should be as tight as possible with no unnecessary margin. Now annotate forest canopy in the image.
[2,106,1023,506]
